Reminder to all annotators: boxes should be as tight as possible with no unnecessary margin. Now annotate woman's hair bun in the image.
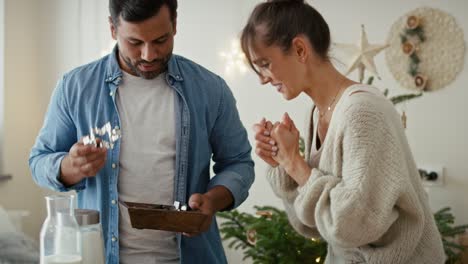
[267,0,305,4]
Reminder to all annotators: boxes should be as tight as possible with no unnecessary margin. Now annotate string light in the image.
[220,38,247,77]
[101,40,116,57]
[315,257,321,263]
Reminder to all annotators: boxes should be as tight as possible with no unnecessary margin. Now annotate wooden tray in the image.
[121,201,208,233]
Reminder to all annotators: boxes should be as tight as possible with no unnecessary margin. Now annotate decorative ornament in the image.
[334,24,389,83]
[386,7,465,91]
[398,14,427,87]
[414,74,428,90]
[246,229,257,245]
[256,210,273,218]
[406,15,421,30]
[401,110,407,129]
[401,41,417,56]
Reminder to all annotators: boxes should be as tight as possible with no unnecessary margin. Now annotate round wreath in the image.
[385,7,465,92]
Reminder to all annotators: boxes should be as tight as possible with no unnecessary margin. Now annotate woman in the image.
[242,0,445,263]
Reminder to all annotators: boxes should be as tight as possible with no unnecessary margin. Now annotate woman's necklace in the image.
[318,79,347,120]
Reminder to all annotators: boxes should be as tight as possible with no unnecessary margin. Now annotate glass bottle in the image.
[75,209,105,264]
[40,194,82,264]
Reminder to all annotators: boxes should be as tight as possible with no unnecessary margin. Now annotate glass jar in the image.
[40,194,82,264]
[75,209,105,264]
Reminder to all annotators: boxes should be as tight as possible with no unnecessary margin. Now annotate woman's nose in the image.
[259,75,272,85]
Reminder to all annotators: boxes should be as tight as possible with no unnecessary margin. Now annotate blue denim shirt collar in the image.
[104,46,122,86]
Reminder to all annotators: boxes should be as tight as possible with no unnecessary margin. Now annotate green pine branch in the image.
[390,93,423,105]
[366,76,422,105]
[218,206,327,263]
[404,27,426,42]
[434,207,468,263]
[219,206,467,264]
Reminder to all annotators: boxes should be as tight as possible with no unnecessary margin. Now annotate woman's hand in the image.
[270,113,301,168]
[252,118,279,167]
[271,113,311,186]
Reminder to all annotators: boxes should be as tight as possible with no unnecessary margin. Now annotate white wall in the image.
[1,0,467,263]
[0,0,4,173]
[0,0,45,239]
[0,0,110,240]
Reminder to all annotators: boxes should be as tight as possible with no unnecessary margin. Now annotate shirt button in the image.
[109,91,114,96]
[111,199,116,205]
[111,236,117,242]
[112,163,116,169]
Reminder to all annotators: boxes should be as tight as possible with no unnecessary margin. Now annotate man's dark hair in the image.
[109,0,178,26]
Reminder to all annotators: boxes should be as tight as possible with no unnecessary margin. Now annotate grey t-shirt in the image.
[116,71,179,264]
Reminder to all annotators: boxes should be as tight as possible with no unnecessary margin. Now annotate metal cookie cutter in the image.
[83,122,121,149]
[173,201,188,211]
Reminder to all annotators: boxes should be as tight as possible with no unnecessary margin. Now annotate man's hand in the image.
[184,193,216,237]
[59,138,107,187]
[184,186,233,237]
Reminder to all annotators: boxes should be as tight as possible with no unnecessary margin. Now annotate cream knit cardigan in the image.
[267,85,445,263]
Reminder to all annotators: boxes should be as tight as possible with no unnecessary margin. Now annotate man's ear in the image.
[291,36,308,63]
[109,16,117,40]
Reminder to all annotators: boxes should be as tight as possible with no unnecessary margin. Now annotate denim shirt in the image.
[29,47,255,264]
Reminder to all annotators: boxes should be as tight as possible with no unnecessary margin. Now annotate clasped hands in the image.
[253,113,311,186]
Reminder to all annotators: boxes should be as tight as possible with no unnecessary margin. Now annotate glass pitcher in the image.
[40,194,82,264]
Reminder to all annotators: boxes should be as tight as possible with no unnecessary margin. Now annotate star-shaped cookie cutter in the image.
[83,122,121,149]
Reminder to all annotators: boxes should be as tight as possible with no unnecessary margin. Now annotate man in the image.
[29,0,254,263]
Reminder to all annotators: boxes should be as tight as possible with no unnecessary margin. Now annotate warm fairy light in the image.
[315,257,321,263]
[101,40,116,57]
[220,38,247,77]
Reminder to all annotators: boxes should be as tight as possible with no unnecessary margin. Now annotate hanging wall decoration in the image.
[385,7,465,91]
[334,25,422,129]
[334,25,389,83]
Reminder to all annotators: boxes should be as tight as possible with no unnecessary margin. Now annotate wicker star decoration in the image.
[334,24,389,83]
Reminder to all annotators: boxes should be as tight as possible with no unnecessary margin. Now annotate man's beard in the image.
[123,53,172,80]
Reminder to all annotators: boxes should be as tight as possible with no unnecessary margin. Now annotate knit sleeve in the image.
[282,199,321,238]
[265,105,316,203]
[266,166,321,238]
[266,166,299,203]
[292,102,423,248]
